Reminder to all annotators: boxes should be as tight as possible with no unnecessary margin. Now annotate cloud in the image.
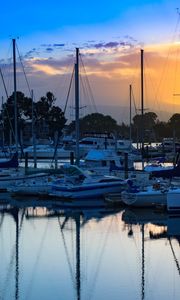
[41,43,65,48]
[31,64,64,75]
[95,41,119,48]
[41,44,52,47]
[1,38,179,120]
[46,47,54,52]
[24,49,40,59]
[53,43,65,47]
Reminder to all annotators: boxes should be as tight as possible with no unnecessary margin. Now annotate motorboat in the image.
[82,148,151,187]
[24,143,84,159]
[49,165,127,199]
[83,149,134,175]
[79,133,116,153]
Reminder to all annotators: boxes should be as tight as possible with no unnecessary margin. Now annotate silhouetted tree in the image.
[132,112,158,142]
[1,91,66,144]
[67,112,118,136]
[168,113,180,139]
[2,91,31,144]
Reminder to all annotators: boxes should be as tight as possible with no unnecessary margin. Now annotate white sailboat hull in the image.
[121,187,167,207]
[51,180,127,199]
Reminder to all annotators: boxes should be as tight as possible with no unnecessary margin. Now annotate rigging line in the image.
[131,86,138,115]
[154,11,180,103]
[79,74,88,114]
[0,68,9,98]
[50,66,75,165]
[25,219,50,300]
[144,56,157,111]
[16,44,32,98]
[168,238,180,276]
[2,41,13,95]
[1,209,24,298]
[4,40,15,98]
[120,220,142,294]
[20,209,26,228]
[143,64,149,112]
[172,41,180,112]
[86,216,115,300]
[82,63,97,113]
[64,66,75,114]
[0,214,4,230]
[79,68,90,112]
[79,54,97,112]
[0,68,16,140]
[57,217,76,288]
[57,63,75,102]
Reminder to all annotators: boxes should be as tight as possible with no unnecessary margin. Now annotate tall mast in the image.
[141,49,144,164]
[31,90,37,168]
[129,84,132,141]
[13,39,18,153]
[1,97,4,147]
[75,48,80,166]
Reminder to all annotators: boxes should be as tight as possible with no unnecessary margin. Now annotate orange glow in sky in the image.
[1,0,180,122]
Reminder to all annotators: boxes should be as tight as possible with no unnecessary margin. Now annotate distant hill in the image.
[93,105,172,124]
[65,104,173,124]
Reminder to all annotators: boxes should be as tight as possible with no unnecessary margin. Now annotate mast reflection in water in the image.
[0,199,179,299]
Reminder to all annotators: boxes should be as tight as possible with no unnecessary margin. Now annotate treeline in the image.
[1,91,180,144]
[67,111,180,142]
[1,91,66,143]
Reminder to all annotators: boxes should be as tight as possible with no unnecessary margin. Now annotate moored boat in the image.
[121,181,169,207]
[49,165,127,199]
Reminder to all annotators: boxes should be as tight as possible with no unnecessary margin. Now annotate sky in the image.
[1,0,180,123]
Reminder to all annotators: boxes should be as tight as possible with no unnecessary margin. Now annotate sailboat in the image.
[0,40,61,191]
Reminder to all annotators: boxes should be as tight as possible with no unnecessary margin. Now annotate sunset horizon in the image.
[1,0,180,123]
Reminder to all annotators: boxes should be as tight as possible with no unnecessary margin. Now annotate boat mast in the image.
[31,90,37,168]
[1,97,5,148]
[75,48,80,166]
[13,39,18,153]
[141,49,144,166]
[129,84,132,141]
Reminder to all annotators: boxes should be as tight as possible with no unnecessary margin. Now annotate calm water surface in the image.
[0,196,179,300]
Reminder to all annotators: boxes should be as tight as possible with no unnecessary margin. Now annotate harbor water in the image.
[0,199,179,300]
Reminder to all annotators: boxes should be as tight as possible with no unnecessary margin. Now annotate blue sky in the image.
[1,0,178,49]
[0,0,180,122]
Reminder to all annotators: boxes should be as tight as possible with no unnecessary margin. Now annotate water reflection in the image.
[0,198,179,299]
[122,208,180,300]
[122,207,180,243]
